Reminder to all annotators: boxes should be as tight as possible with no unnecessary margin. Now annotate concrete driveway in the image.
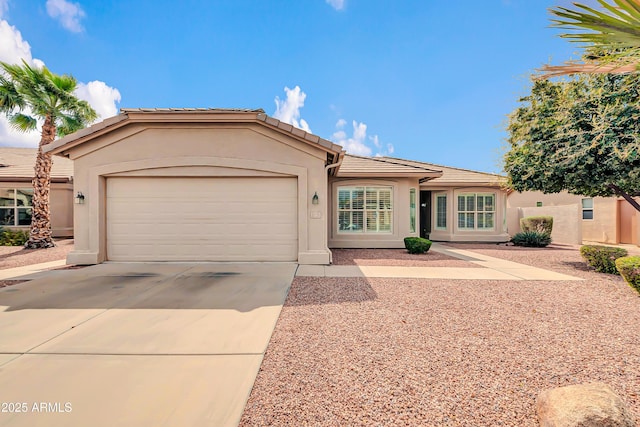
[0,262,296,427]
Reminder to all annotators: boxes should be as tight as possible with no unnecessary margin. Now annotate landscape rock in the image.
[537,382,635,427]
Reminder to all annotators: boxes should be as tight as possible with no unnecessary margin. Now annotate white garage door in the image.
[106,177,298,261]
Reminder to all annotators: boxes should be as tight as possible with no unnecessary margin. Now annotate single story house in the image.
[0,147,73,237]
[43,108,512,265]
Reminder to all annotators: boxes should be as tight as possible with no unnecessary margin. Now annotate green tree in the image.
[542,0,640,77]
[505,71,640,212]
[0,61,96,248]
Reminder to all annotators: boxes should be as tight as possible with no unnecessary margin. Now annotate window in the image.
[409,188,416,233]
[457,193,495,230]
[0,188,33,226]
[435,193,447,230]
[338,186,392,233]
[582,198,594,220]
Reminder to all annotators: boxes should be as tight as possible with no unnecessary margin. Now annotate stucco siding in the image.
[67,122,332,264]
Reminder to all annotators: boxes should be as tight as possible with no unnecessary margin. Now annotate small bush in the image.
[511,231,552,247]
[615,256,640,293]
[0,228,30,246]
[520,216,553,235]
[404,237,432,254]
[580,245,628,274]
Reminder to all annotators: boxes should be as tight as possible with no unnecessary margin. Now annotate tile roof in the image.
[337,155,442,178]
[45,108,345,157]
[380,157,506,186]
[0,147,73,181]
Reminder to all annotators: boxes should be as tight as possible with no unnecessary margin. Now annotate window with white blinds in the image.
[457,193,495,230]
[338,186,393,233]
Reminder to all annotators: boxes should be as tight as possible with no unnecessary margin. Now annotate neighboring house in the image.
[507,191,639,246]
[44,108,513,265]
[0,147,73,237]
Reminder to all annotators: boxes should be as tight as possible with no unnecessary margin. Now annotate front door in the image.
[420,191,432,239]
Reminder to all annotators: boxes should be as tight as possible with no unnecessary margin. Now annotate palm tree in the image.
[0,60,96,248]
[541,0,640,77]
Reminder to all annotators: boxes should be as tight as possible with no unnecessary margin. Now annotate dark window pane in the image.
[0,208,14,225]
[582,210,594,220]
[17,208,32,225]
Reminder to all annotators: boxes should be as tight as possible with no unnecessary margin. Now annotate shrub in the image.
[404,237,432,254]
[511,231,552,247]
[615,256,640,293]
[580,245,628,274]
[520,216,553,235]
[0,228,30,246]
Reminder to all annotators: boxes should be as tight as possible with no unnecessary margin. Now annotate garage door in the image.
[106,177,298,261]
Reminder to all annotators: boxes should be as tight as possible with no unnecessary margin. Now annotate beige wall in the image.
[0,182,73,238]
[64,123,333,265]
[507,190,620,244]
[515,205,582,245]
[328,177,420,248]
[423,186,510,243]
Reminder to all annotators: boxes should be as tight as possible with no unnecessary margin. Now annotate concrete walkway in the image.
[296,244,582,281]
[0,260,66,280]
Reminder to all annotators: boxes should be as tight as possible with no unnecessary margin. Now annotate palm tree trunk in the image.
[25,115,55,249]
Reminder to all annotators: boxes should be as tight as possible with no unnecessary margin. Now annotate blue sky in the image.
[0,0,598,173]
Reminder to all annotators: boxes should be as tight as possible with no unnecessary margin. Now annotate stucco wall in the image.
[423,186,510,243]
[328,177,420,248]
[64,123,332,264]
[507,190,619,244]
[0,182,73,238]
[514,205,582,245]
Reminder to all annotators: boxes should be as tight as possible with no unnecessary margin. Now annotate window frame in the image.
[581,198,594,220]
[456,192,496,231]
[337,186,393,234]
[435,193,447,230]
[0,187,34,227]
[409,188,416,233]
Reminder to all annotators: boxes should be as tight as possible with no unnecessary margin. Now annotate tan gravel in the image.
[240,245,640,426]
[0,238,73,270]
[331,248,479,268]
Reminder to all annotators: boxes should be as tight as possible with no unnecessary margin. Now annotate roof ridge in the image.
[120,107,266,113]
[344,154,440,173]
[381,156,504,177]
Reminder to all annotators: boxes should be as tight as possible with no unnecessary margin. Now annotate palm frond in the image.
[8,113,37,133]
[0,60,97,135]
[537,61,639,79]
[550,0,640,47]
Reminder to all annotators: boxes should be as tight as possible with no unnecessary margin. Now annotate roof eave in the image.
[337,172,443,179]
[45,109,344,157]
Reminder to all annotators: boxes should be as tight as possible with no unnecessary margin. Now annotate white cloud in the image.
[326,0,345,11]
[331,119,394,157]
[75,81,121,120]
[0,20,42,66]
[273,85,311,133]
[0,0,8,19]
[0,16,120,147]
[0,116,40,147]
[332,120,371,156]
[46,0,85,33]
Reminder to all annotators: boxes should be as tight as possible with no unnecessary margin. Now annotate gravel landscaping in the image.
[331,248,479,268]
[0,238,74,270]
[0,239,73,287]
[240,245,640,426]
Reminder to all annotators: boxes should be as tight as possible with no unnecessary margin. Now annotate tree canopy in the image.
[0,60,96,248]
[504,71,640,211]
